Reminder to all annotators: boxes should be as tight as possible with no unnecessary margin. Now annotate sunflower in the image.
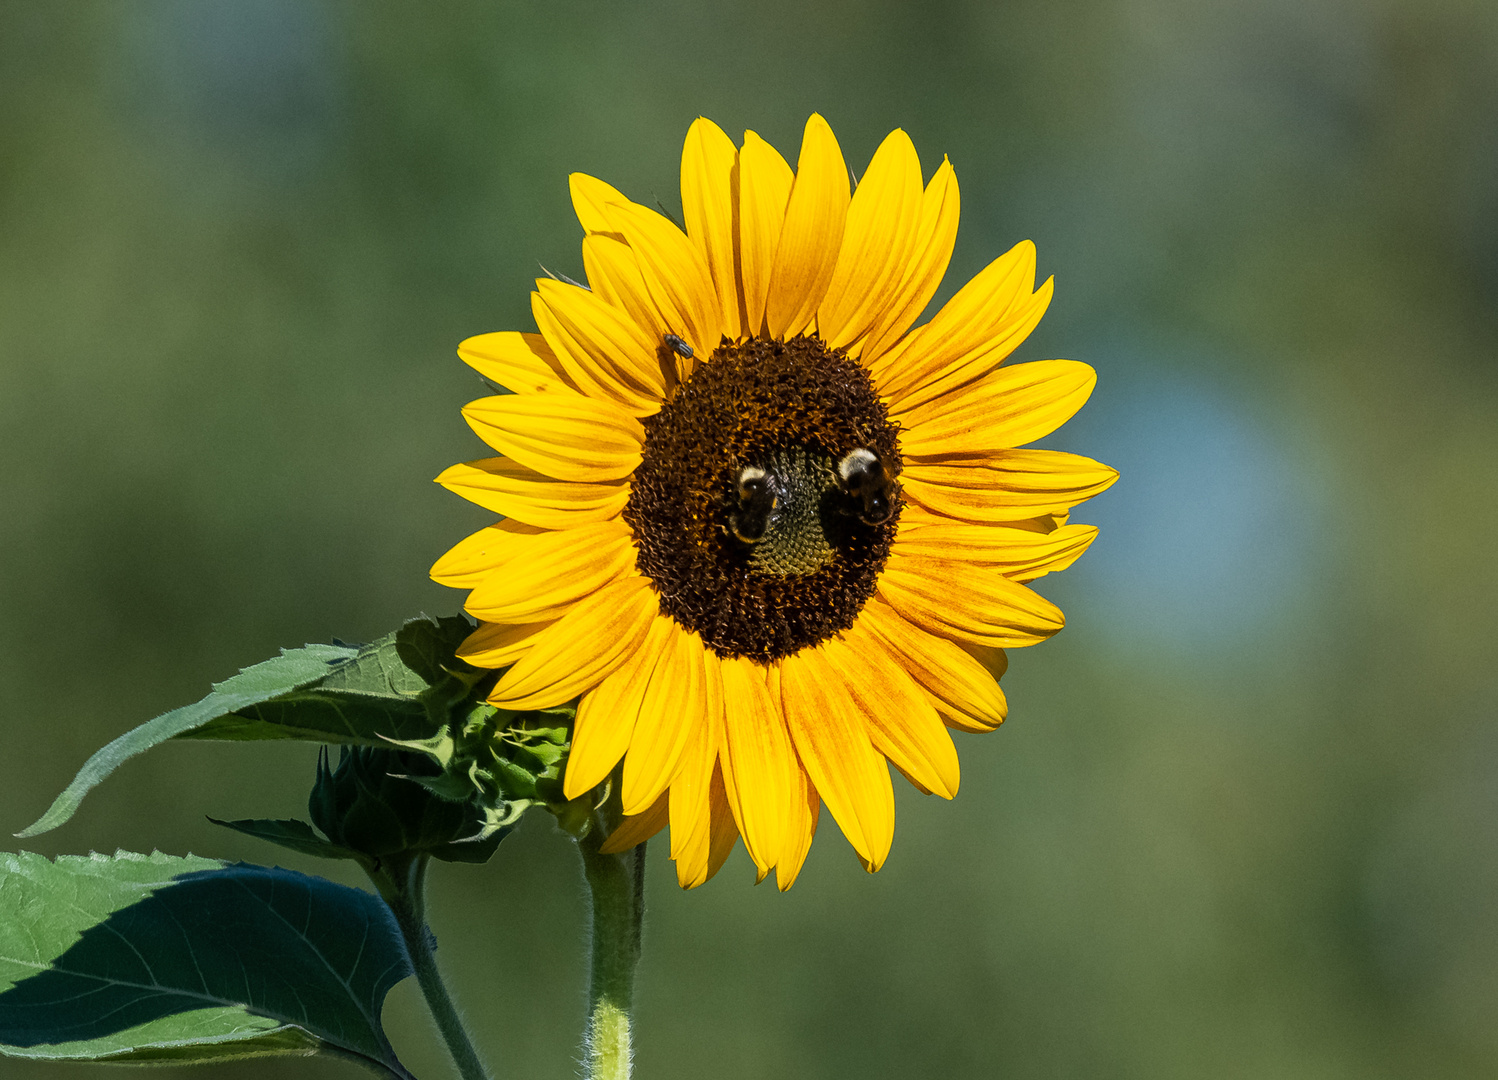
[432,115,1116,890]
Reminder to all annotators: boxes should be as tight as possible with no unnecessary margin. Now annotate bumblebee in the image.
[837,448,899,526]
[727,465,782,544]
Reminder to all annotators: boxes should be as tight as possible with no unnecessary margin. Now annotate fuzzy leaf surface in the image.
[17,643,358,837]
[19,616,484,838]
[183,615,481,745]
[0,851,413,1075]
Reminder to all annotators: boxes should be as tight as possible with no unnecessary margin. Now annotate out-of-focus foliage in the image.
[1,1,1494,1078]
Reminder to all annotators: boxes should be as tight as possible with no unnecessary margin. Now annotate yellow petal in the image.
[816,129,924,353]
[670,783,713,887]
[582,233,671,355]
[869,239,1037,397]
[676,651,725,855]
[570,173,630,236]
[961,640,1009,681]
[887,279,1054,416]
[857,597,1007,733]
[891,763,933,797]
[462,394,644,483]
[563,613,675,798]
[779,649,896,870]
[893,522,1098,583]
[706,762,740,882]
[598,792,669,854]
[434,457,629,530]
[736,129,795,339]
[680,117,742,341]
[824,627,960,799]
[622,625,707,815]
[894,501,953,530]
[859,157,961,365]
[533,279,665,413]
[897,360,1097,459]
[764,114,850,340]
[464,520,636,622]
[899,449,1119,523]
[878,553,1064,649]
[773,760,820,891]
[457,619,556,670]
[720,655,799,873]
[1004,511,1071,534]
[715,688,765,883]
[430,519,546,589]
[601,199,723,360]
[490,575,658,711]
[667,655,721,886]
[458,332,579,397]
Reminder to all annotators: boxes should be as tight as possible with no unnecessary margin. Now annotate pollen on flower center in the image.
[624,335,903,661]
[741,445,839,576]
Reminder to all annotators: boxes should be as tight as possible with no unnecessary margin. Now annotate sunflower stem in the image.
[577,811,646,1080]
[369,854,492,1080]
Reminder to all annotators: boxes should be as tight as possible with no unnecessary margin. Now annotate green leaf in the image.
[17,643,357,837]
[19,616,492,838]
[183,615,484,746]
[394,614,483,686]
[206,817,361,862]
[0,851,414,1077]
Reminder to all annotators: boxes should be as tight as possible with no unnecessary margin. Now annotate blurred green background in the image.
[3,1,1497,1077]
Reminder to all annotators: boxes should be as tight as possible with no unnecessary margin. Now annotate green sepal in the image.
[206,816,362,863]
[392,704,574,820]
[403,769,481,804]
[432,822,513,863]
[490,757,543,801]
[0,851,414,1077]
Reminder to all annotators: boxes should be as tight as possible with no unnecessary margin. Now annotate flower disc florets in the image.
[623,335,901,661]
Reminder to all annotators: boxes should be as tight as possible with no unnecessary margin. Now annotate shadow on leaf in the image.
[0,853,414,1076]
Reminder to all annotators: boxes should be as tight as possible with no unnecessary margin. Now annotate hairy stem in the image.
[577,816,646,1080]
[372,855,492,1080]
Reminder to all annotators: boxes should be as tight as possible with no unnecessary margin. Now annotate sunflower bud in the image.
[308,746,504,865]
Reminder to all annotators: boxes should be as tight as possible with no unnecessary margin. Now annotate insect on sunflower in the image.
[433,114,1117,889]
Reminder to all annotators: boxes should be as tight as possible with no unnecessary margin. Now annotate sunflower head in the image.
[433,114,1117,890]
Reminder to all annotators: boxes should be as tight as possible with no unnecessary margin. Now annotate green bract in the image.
[311,744,510,863]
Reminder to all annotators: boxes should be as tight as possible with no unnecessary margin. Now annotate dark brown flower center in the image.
[624,335,902,661]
